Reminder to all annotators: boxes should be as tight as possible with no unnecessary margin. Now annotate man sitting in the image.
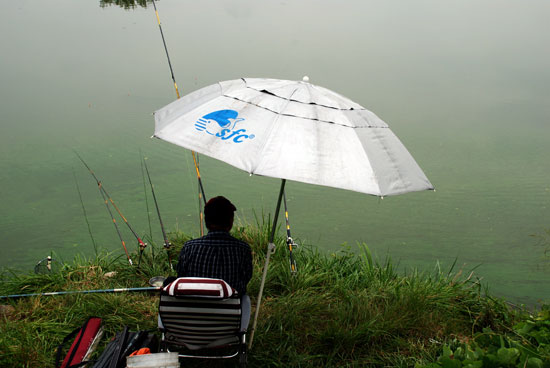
[176,196,252,295]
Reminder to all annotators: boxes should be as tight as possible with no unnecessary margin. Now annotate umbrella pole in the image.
[248,179,286,349]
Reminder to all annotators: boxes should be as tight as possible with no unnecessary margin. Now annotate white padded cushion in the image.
[163,277,235,298]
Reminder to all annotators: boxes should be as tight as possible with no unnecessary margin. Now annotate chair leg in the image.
[159,333,167,352]
[239,334,247,367]
[239,349,247,368]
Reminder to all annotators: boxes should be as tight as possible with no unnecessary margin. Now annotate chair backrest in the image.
[159,293,243,351]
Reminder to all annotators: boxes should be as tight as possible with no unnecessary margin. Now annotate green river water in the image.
[1,0,549,306]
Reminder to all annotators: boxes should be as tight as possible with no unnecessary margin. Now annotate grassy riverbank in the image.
[1,223,549,367]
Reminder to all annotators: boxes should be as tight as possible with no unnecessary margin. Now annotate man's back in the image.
[176,231,252,295]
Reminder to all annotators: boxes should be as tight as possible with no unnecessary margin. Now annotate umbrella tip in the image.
[302,76,309,82]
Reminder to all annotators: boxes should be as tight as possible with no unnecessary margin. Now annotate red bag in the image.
[56,317,103,368]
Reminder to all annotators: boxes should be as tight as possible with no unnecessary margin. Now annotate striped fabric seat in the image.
[159,294,243,351]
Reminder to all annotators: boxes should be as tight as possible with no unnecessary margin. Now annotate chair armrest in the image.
[240,294,251,332]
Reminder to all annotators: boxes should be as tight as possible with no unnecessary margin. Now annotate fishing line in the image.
[75,151,146,265]
[99,181,133,265]
[142,156,173,269]
[73,168,98,255]
[75,152,146,248]
[151,0,207,235]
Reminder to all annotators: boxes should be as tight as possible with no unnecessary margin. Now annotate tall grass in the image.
[237,221,515,367]
[0,222,527,367]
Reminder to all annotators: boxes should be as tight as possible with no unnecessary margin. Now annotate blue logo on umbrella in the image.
[195,109,255,143]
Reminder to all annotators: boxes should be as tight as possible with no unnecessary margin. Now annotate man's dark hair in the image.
[204,196,237,230]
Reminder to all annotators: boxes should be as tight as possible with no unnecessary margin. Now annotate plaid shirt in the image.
[176,231,253,295]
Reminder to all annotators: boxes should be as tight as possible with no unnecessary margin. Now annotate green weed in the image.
[0,223,547,367]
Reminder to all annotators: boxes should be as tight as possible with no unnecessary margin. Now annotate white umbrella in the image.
[153,77,434,347]
[154,77,432,197]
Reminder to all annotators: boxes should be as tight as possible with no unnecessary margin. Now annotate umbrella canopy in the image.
[154,78,433,197]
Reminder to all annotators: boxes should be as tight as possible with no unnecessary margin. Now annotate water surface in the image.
[1,0,549,306]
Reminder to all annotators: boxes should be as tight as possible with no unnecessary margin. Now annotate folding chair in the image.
[158,277,250,367]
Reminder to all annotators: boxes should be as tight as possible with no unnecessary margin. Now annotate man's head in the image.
[204,196,237,232]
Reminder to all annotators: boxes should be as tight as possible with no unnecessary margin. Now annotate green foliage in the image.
[1,223,549,367]
[416,306,550,368]
[99,0,151,10]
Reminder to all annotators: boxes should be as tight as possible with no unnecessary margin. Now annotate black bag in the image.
[92,327,158,368]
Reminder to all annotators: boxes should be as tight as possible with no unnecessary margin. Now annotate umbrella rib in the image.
[255,88,347,111]
[246,81,359,111]
[375,132,409,195]
[222,94,388,129]
[248,87,301,175]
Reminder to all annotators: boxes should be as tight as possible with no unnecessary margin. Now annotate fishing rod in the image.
[75,152,146,264]
[151,0,180,99]
[139,153,153,267]
[151,0,207,235]
[139,150,153,241]
[283,190,298,274]
[142,157,173,268]
[0,287,161,300]
[192,151,207,207]
[99,182,133,265]
[194,153,205,236]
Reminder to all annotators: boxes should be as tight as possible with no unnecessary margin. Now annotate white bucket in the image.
[126,352,179,368]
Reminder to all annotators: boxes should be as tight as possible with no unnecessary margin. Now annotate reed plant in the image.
[0,221,541,367]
